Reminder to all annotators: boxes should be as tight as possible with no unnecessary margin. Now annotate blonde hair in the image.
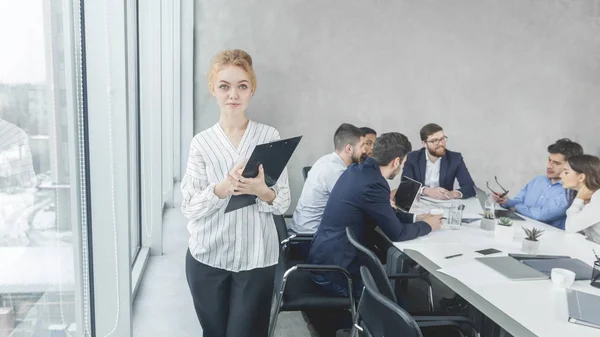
[208,49,257,92]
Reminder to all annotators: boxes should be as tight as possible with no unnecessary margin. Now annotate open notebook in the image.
[567,289,600,329]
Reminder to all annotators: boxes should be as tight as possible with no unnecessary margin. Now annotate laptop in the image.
[495,209,525,221]
[522,258,593,280]
[509,253,571,261]
[394,176,422,212]
[475,256,549,281]
[567,289,600,329]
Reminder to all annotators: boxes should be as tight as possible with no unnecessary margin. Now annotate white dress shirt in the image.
[424,150,441,188]
[181,120,291,272]
[565,190,600,244]
[290,152,347,234]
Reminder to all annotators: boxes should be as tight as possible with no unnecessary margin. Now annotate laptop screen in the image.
[394,176,422,212]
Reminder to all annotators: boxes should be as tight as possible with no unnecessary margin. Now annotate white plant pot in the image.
[495,225,514,242]
[522,239,540,254]
[480,218,496,231]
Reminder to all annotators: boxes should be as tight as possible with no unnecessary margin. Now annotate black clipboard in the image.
[224,135,302,213]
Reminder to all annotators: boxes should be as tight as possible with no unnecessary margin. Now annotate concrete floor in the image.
[132,198,313,337]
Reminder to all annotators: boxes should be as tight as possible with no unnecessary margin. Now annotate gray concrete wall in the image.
[193,0,600,213]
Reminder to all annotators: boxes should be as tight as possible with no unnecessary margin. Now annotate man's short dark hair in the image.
[370,132,412,166]
[419,123,443,142]
[333,123,363,151]
[547,138,583,160]
[360,127,377,137]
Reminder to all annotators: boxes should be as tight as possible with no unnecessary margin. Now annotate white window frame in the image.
[138,0,164,257]
[180,0,195,181]
[63,0,92,334]
[83,0,135,335]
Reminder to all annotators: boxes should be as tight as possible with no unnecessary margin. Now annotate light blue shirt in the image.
[290,152,347,234]
[502,175,569,229]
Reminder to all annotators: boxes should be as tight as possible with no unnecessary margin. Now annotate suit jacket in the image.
[403,148,476,198]
[307,157,432,286]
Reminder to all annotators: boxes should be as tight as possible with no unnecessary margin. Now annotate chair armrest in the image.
[293,233,314,238]
[388,273,432,285]
[281,234,314,245]
[295,264,352,279]
[417,320,465,331]
[414,316,479,336]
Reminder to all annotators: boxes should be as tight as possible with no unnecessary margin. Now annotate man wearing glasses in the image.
[402,123,476,199]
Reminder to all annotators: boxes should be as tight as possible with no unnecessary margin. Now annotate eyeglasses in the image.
[486,176,509,198]
[425,136,448,145]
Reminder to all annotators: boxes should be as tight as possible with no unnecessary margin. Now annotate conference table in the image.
[392,196,600,337]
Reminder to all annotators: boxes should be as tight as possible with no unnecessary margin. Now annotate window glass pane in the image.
[0,0,86,335]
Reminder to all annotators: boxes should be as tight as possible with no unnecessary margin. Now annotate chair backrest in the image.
[346,227,397,303]
[302,166,311,181]
[359,267,423,337]
[273,214,288,246]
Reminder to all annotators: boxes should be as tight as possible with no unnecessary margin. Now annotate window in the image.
[130,0,142,265]
[0,0,90,335]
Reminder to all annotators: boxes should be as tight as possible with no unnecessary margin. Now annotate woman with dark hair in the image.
[560,154,600,243]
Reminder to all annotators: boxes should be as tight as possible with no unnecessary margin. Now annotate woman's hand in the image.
[232,164,275,203]
[214,160,247,199]
[577,185,594,202]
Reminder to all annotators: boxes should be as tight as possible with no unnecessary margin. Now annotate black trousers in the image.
[185,250,276,337]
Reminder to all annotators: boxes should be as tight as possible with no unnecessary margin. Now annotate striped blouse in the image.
[181,120,291,272]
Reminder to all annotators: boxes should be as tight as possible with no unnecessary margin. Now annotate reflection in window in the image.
[0,0,82,335]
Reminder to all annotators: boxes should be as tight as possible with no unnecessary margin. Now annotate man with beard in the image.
[307,132,442,299]
[360,126,377,160]
[403,123,476,199]
[494,138,583,229]
[290,123,365,240]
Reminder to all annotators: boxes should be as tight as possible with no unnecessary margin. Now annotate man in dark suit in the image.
[403,123,476,200]
[307,132,442,298]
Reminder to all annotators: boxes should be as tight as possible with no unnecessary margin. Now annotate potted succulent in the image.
[494,217,514,241]
[521,226,544,254]
[480,210,495,231]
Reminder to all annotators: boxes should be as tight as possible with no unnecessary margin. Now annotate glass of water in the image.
[447,203,464,230]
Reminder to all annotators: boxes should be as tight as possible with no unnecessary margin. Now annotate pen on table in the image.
[443,193,450,200]
[444,253,463,259]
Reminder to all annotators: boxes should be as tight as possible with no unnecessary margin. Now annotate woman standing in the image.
[561,154,600,244]
[182,49,290,337]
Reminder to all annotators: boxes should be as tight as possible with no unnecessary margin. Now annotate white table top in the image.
[394,197,600,337]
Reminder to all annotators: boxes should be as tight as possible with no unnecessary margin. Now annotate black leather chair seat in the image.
[281,270,352,311]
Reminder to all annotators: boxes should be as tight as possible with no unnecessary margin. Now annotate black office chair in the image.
[355,266,424,337]
[355,267,477,337]
[346,227,435,312]
[269,215,356,337]
[346,228,479,337]
[273,214,313,268]
[302,166,311,181]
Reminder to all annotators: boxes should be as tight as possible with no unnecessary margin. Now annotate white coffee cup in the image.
[551,268,576,288]
[430,209,444,216]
